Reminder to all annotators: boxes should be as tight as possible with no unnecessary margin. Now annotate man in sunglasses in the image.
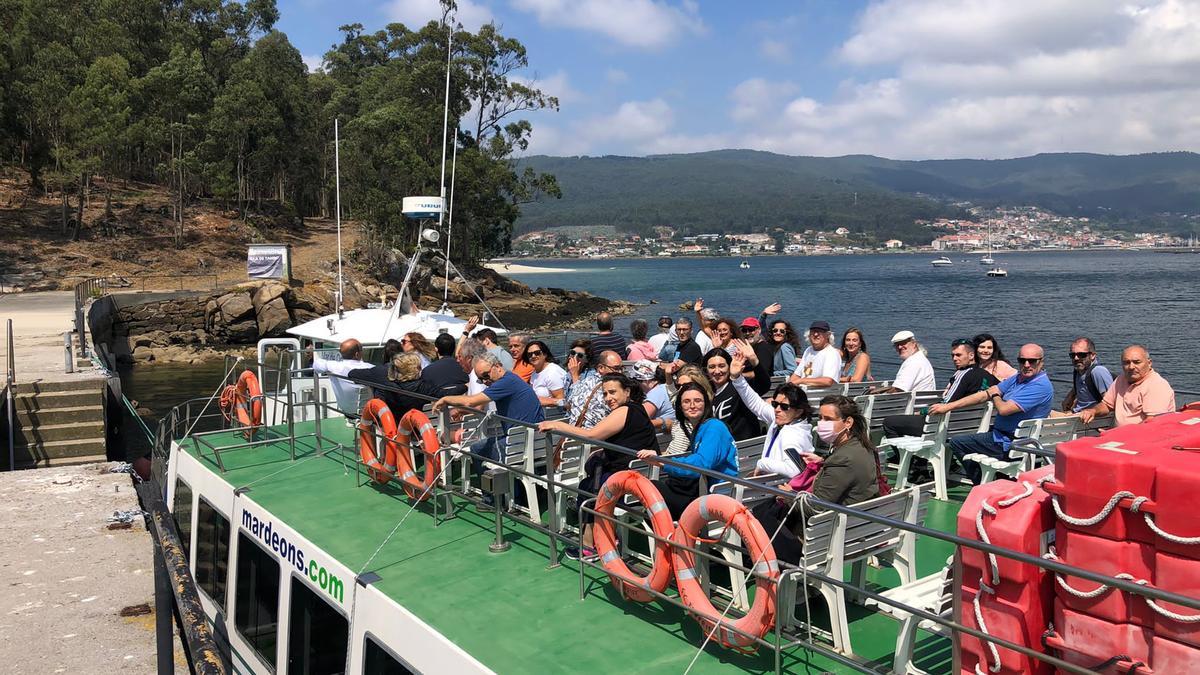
[433,351,545,509]
[933,343,1054,484]
[1079,345,1175,427]
[1053,337,1113,415]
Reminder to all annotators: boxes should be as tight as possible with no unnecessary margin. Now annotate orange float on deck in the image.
[393,409,442,502]
[357,399,398,484]
[957,478,1054,675]
[671,494,779,650]
[220,370,264,437]
[592,471,675,603]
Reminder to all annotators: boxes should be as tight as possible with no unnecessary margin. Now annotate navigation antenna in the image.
[437,25,454,314]
[334,118,345,317]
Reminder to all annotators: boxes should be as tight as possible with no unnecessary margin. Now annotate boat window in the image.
[172,479,193,557]
[235,533,280,669]
[195,498,230,607]
[363,635,418,675]
[287,576,348,675]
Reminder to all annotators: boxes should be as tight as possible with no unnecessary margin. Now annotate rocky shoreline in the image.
[89,264,638,365]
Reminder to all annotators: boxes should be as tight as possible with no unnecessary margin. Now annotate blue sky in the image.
[277,0,1200,160]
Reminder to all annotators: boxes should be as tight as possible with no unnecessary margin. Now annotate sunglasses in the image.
[1017,357,1042,365]
[770,401,793,411]
[741,326,758,333]
[952,339,973,348]
[894,341,912,350]
[1069,351,1093,360]
[771,328,786,334]
[570,351,587,358]
[401,338,412,344]
[526,350,544,357]
[478,372,494,385]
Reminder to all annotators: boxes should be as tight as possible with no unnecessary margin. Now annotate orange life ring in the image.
[220,370,263,437]
[592,471,676,602]
[394,409,442,502]
[671,494,780,649]
[357,399,399,484]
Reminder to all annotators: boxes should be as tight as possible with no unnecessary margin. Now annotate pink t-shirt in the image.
[1102,370,1176,426]
[627,340,659,361]
[984,360,1017,381]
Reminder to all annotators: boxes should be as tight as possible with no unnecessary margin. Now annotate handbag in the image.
[552,380,603,470]
[787,462,823,493]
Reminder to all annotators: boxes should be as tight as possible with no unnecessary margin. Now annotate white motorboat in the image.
[986,267,1008,278]
[739,260,750,269]
[979,255,995,265]
[931,256,953,266]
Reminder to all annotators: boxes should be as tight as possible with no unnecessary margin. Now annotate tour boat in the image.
[986,267,1008,277]
[931,256,953,266]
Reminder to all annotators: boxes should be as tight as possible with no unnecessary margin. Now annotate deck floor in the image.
[182,421,967,674]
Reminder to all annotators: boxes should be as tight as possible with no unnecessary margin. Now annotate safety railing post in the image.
[6,318,14,472]
[62,331,74,373]
[542,430,561,568]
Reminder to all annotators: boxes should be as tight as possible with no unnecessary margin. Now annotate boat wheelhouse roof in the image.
[175,419,965,674]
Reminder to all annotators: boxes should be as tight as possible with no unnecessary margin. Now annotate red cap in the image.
[740,317,760,328]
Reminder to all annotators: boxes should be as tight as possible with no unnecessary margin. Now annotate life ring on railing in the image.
[219,370,263,437]
[671,494,780,649]
[592,471,676,602]
[1180,401,1200,412]
[357,399,398,484]
[394,409,441,501]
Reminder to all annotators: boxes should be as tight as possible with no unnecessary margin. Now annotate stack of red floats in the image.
[959,410,1200,675]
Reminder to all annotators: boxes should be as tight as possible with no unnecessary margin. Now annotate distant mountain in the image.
[514,150,1200,241]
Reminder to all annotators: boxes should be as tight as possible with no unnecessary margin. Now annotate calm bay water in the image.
[121,250,1199,442]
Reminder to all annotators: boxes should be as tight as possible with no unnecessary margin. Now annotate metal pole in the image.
[153,549,174,674]
[333,119,344,311]
[6,319,14,472]
[63,331,74,374]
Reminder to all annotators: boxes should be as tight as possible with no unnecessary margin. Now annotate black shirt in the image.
[943,366,993,403]
[598,401,660,475]
[672,339,704,366]
[711,382,764,441]
[747,341,775,396]
[420,356,468,396]
[352,366,439,419]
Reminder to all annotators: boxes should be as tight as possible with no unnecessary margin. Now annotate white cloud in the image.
[510,0,705,49]
[759,38,791,63]
[384,0,493,31]
[301,53,323,73]
[605,68,630,84]
[730,78,798,123]
[511,70,580,104]
[713,0,1200,159]
[523,98,675,155]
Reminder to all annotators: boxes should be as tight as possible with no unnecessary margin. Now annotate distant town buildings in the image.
[509,204,1192,259]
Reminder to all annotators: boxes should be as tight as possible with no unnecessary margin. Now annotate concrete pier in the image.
[0,462,182,673]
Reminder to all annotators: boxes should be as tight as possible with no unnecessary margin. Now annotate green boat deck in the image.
[180,420,967,674]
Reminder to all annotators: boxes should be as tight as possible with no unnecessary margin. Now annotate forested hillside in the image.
[517,151,1200,239]
[0,0,558,263]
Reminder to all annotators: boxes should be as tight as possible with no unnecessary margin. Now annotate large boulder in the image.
[217,292,254,323]
[256,297,292,337]
[251,282,288,312]
[222,318,258,343]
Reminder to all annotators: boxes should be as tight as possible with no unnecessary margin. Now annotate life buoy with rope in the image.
[671,494,780,650]
[393,409,442,502]
[357,399,399,484]
[219,370,263,437]
[592,471,676,602]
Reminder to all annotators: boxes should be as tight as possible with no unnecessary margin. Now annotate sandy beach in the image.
[484,261,576,274]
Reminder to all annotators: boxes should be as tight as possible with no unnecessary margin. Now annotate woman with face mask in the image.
[751,395,888,565]
[637,382,738,520]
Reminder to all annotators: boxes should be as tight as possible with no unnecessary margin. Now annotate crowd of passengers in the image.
[312,302,1180,563]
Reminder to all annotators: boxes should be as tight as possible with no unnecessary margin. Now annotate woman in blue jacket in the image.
[637,382,738,519]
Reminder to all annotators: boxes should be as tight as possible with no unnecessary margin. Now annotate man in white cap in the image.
[874,330,936,393]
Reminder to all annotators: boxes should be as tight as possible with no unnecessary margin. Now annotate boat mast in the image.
[437,23,453,312]
[334,118,345,313]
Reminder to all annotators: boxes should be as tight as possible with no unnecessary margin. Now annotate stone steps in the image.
[7,438,108,468]
[3,377,108,469]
